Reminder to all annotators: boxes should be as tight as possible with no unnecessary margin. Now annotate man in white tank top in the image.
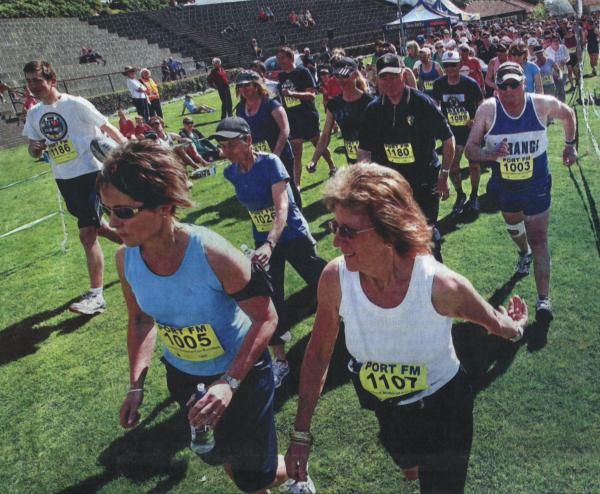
[285,163,528,494]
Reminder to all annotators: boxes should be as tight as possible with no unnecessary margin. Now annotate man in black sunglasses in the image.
[465,61,577,322]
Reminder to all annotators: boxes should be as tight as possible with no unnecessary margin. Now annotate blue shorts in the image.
[164,352,277,493]
[486,174,552,216]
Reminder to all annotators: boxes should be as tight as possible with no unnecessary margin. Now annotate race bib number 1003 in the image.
[157,323,225,362]
[499,156,533,180]
[359,361,428,401]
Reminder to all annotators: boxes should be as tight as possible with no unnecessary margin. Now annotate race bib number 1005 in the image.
[359,361,428,401]
[157,323,225,362]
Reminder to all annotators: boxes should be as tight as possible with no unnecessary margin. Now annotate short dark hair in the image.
[23,60,56,81]
[277,46,295,59]
[98,140,193,214]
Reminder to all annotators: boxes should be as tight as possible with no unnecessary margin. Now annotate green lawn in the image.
[1,76,600,494]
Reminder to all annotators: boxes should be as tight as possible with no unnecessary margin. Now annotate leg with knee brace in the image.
[506,220,526,238]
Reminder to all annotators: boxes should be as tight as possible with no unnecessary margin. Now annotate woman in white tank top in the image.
[285,163,528,494]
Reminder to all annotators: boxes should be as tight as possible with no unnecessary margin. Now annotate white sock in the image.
[90,287,104,297]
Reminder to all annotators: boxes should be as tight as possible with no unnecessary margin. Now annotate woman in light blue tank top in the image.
[97,140,306,494]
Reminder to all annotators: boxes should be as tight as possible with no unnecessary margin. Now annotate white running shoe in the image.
[280,475,316,494]
[516,251,533,275]
[69,291,106,315]
[272,359,290,388]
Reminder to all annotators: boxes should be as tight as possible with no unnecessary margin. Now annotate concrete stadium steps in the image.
[0,17,185,87]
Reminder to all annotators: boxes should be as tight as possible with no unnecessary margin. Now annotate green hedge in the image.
[0,0,169,18]
[88,70,241,115]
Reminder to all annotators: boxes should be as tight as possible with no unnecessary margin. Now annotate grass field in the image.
[1,74,600,494]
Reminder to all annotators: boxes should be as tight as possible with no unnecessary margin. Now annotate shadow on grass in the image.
[56,398,190,494]
[568,164,600,258]
[180,194,247,226]
[0,249,63,279]
[438,192,500,238]
[0,280,119,366]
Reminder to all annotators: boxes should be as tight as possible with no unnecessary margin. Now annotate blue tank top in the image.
[418,63,439,96]
[124,225,251,376]
[484,95,549,186]
[537,59,556,90]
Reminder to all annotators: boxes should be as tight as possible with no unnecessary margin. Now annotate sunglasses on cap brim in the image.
[497,79,521,90]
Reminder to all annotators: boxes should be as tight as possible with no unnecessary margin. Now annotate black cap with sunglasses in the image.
[332,57,358,78]
[209,117,251,141]
[495,62,524,89]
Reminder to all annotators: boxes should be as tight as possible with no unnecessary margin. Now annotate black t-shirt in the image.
[327,92,374,164]
[359,88,453,186]
[477,43,497,64]
[278,67,317,114]
[432,75,483,132]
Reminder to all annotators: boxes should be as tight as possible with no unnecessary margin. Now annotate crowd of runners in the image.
[19,11,592,494]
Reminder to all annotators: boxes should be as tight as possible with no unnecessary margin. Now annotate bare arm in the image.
[28,138,46,158]
[485,63,497,91]
[535,95,577,166]
[465,100,498,162]
[308,109,335,166]
[116,247,157,428]
[285,260,342,481]
[436,135,455,200]
[431,264,527,339]
[252,180,289,268]
[271,105,290,157]
[534,72,544,94]
[283,86,316,101]
[101,122,127,144]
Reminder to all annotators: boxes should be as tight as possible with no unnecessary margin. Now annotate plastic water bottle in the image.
[241,244,270,271]
[189,384,215,455]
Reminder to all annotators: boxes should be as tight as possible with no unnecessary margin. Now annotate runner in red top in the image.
[458,44,485,91]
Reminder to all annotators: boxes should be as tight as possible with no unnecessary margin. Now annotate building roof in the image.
[464,0,535,18]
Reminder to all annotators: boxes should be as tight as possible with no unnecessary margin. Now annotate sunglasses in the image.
[236,82,254,88]
[327,220,375,239]
[443,62,459,68]
[101,203,152,219]
[497,79,521,90]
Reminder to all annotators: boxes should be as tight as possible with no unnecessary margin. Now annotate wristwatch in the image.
[221,374,241,393]
[266,239,276,250]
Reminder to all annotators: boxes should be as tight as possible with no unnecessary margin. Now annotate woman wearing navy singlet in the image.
[234,70,302,208]
[215,117,327,391]
[284,163,528,494]
[306,57,373,171]
[414,47,444,97]
[99,141,312,494]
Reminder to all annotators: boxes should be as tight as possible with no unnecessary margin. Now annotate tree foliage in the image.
[0,0,170,18]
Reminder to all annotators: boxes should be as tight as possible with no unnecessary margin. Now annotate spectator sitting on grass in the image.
[133,115,152,139]
[181,94,215,115]
[179,116,221,162]
[118,109,136,139]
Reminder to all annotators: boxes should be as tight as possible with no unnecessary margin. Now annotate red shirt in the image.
[321,77,342,107]
[119,118,136,138]
[134,123,152,138]
[208,67,229,89]
[459,57,484,89]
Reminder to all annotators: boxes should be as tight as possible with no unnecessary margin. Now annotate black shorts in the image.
[451,127,470,147]
[374,368,474,493]
[567,53,579,67]
[288,110,320,141]
[163,352,278,493]
[55,171,102,229]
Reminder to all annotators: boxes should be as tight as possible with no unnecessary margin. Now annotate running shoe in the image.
[273,359,290,388]
[191,168,206,179]
[328,167,338,177]
[536,297,554,321]
[515,251,533,275]
[69,291,106,315]
[464,195,480,213]
[280,475,316,494]
[452,192,467,216]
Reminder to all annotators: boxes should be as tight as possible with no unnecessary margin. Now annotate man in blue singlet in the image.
[465,62,577,322]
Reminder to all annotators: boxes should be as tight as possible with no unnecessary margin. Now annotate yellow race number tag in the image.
[48,139,78,164]
[499,156,533,180]
[249,206,276,232]
[157,323,225,362]
[542,74,554,85]
[285,96,301,108]
[423,80,434,91]
[345,140,359,160]
[359,361,428,401]
[384,143,415,164]
[447,110,470,127]
[254,140,271,153]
